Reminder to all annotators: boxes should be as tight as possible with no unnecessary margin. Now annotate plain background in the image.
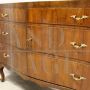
[0,0,73,4]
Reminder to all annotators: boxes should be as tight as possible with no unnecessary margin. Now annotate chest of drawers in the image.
[0,1,90,90]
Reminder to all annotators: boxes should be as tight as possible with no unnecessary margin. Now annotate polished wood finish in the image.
[0,8,27,22]
[54,57,90,90]
[8,23,27,49]
[27,53,54,83]
[27,52,90,90]
[11,49,27,74]
[28,8,90,27]
[0,1,90,90]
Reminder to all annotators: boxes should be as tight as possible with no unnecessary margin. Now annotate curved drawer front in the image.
[0,8,27,22]
[0,50,10,66]
[27,24,90,62]
[27,53,90,90]
[9,48,27,74]
[0,22,10,44]
[27,53,55,83]
[54,57,90,90]
[0,7,89,26]
[8,23,27,49]
[0,22,27,49]
[28,8,90,27]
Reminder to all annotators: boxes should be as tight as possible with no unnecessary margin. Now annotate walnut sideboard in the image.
[0,0,90,90]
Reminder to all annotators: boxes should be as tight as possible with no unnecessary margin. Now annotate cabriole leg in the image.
[0,67,5,82]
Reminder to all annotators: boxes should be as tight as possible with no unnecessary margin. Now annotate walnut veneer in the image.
[0,1,90,90]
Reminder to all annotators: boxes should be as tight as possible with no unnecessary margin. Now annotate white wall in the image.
[0,0,74,4]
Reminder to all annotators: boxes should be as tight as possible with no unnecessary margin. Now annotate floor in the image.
[0,68,51,90]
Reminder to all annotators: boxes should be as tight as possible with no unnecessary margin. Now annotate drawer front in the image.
[0,8,27,22]
[27,24,65,53]
[27,24,90,62]
[1,23,26,49]
[27,53,54,83]
[28,8,90,26]
[54,57,90,90]
[8,23,27,49]
[27,24,51,52]
[10,49,27,74]
[73,28,90,62]
[27,53,90,90]
[56,26,90,62]
[0,22,27,49]
[0,51,10,66]
[0,22,10,44]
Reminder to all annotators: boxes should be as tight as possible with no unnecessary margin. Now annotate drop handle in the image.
[3,53,10,58]
[1,13,8,18]
[2,32,8,35]
[70,42,87,49]
[27,37,32,41]
[70,74,86,81]
[70,15,89,21]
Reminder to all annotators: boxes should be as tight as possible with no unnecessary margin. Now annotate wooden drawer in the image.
[0,22,10,44]
[0,39,14,66]
[0,22,26,49]
[0,51,10,66]
[53,56,90,90]
[0,22,14,46]
[27,24,65,53]
[27,24,49,52]
[27,53,54,83]
[0,8,27,22]
[55,26,90,62]
[27,24,90,62]
[9,48,27,74]
[27,53,90,90]
[6,23,27,49]
[28,8,90,27]
[55,26,90,63]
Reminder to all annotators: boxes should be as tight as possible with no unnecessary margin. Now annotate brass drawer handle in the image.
[27,37,32,41]
[70,74,86,81]
[2,32,8,35]
[1,13,8,18]
[3,53,10,58]
[70,15,89,21]
[70,42,87,49]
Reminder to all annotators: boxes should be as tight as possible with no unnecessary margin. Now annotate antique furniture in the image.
[0,0,90,90]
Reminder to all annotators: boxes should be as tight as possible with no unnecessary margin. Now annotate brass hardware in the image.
[27,37,32,41]
[70,15,89,21]
[70,42,87,49]
[1,13,8,18]
[70,74,86,81]
[82,15,89,19]
[2,32,8,35]
[80,43,87,48]
[3,53,10,58]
